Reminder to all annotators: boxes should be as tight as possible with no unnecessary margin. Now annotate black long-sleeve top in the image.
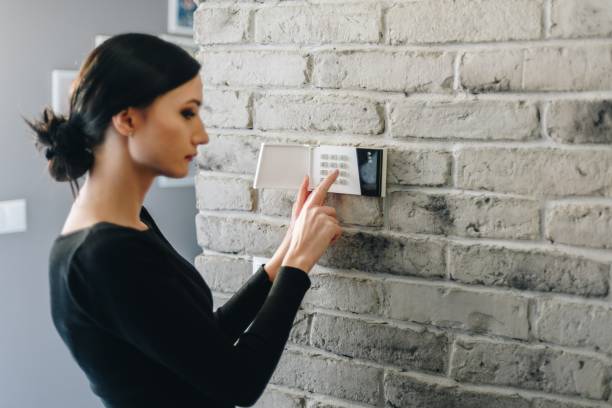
[48,205,311,408]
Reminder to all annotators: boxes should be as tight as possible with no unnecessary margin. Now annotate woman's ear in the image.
[111,109,133,138]
[111,107,143,138]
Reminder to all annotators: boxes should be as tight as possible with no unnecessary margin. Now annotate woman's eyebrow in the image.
[185,98,202,106]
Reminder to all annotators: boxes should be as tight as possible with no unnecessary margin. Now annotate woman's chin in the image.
[161,167,190,179]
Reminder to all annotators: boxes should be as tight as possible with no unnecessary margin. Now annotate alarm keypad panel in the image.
[253,143,387,197]
[310,146,361,193]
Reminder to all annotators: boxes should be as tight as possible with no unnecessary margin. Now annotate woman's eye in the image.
[181,110,196,119]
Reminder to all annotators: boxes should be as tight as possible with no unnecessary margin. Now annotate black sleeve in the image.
[212,263,274,344]
[70,233,311,407]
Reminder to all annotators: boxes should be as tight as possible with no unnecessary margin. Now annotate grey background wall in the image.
[193,0,612,407]
[0,1,200,407]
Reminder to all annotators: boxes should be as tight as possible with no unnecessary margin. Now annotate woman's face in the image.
[130,74,208,178]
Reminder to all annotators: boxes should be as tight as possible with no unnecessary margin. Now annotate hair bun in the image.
[24,107,93,182]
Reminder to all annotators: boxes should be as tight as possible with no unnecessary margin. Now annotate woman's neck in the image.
[71,143,155,226]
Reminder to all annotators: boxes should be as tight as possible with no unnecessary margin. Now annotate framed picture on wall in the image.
[167,0,197,36]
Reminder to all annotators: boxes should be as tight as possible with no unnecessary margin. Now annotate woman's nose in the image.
[196,119,209,145]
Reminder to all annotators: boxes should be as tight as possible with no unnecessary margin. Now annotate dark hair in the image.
[22,32,201,198]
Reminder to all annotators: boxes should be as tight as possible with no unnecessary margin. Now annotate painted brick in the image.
[197,134,263,175]
[524,45,612,91]
[532,397,605,408]
[387,0,541,44]
[195,212,285,257]
[547,100,612,144]
[270,349,382,405]
[288,309,312,347]
[546,202,612,250]
[252,388,304,408]
[310,314,448,373]
[313,50,455,92]
[195,172,254,211]
[255,4,380,44]
[449,243,609,297]
[450,337,611,400]
[385,370,531,408]
[200,89,250,129]
[303,272,383,315]
[385,281,530,339]
[461,45,612,92]
[254,93,384,135]
[551,0,612,39]
[456,147,612,197]
[389,100,540,141]
[319,229,447,278]
[535,298,612,355]
[460,49,523,92]
[388,191,540,240]
[387,148,452,186]
[199,50,307,87]
[194,6,250,45]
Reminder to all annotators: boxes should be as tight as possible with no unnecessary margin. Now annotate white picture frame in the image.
[51,70,78,116]
[167,0,197,36]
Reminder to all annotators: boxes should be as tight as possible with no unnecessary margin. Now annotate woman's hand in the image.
[264,175,311,282]
[288,174,311,238]
[281,169,342,273]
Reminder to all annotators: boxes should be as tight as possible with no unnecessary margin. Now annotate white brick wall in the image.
[193,0,612,406]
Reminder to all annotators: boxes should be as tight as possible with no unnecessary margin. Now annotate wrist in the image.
[281,253,310,273]
[263,256,281,282]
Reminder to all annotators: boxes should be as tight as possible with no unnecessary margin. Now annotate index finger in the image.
[306,168,339,207]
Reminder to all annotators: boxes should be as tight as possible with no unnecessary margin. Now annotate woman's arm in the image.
[194,176,309,350]
[212,264,272,344]
[70,234,311,407]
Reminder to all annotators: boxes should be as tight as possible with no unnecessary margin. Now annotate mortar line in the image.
[544,0,553,39]
[196,36,612,52]
[201,85,612,101]
[204,128,612,150]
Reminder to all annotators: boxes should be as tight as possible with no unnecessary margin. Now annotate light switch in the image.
[0,199,27,234]
[253,143,387,197]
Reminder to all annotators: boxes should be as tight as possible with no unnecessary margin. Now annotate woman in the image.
[23,33,342,408]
